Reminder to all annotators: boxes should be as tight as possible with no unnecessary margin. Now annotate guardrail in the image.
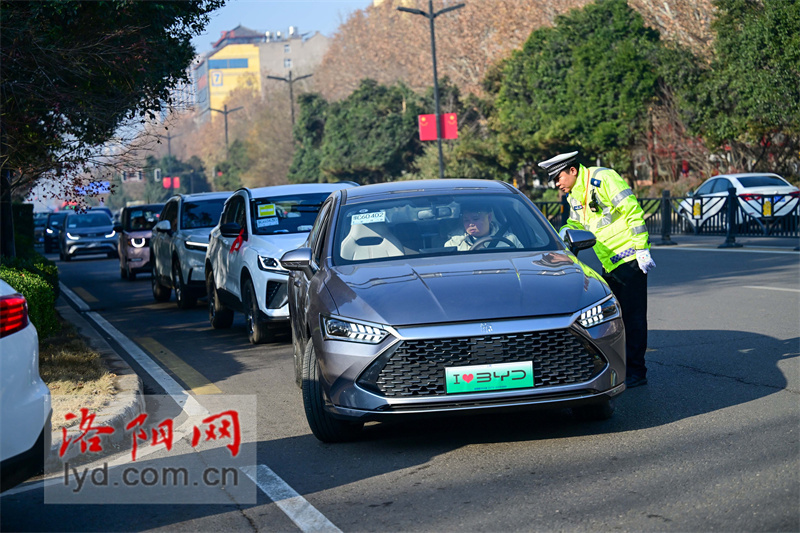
[533,189,800,245]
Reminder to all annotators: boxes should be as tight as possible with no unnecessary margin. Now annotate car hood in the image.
[250,233,308,259]
[326,252,610,326]
[123,229,152,238]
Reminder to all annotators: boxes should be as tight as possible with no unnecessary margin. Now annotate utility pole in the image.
[156,132,182,158]
[398,0,465,179]
[208,104,243,157]
[267,70,312,126]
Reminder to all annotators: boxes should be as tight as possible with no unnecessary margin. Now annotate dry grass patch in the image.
[39,316,117,431]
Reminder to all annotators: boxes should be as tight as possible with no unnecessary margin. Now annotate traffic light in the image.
[154,168,162,182]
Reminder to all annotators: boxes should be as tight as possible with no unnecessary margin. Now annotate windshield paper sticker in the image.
[258,204,276,218]
[351,211,386,225]
[256,217,279,228]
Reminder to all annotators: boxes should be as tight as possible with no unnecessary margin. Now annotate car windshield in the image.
[48,213,67,227]
[125,206,161,231]
[251,192,332,235]
[737,175,790,188]
[66,213,112,228]
[181,198,225,229]
[332,192,559,265]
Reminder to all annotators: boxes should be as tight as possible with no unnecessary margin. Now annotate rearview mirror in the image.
[154,220,171,233]
[280,247,314,277]
[219,222,242,238]
[563,229,596,254]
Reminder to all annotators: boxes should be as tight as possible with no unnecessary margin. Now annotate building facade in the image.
[191,25,330,121]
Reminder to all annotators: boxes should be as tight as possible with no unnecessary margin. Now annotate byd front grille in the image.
[357,329,605,398]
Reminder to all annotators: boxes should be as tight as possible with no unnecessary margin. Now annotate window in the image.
[284,58,292,69]
[162,201,179,229]
[208,58,249,69]
[711,179,733,194]
[284,44,291,54]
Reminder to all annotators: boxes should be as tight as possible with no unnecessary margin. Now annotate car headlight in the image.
[46,228,54,234]
[257,255,287,273]
[66,232,79,241]
[130,237,146,248]
[185,240,207,251]
[323,317,388,344]
[105,230,116,238]
[578,295,620,328]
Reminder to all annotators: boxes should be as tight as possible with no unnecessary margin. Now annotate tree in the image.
[492,0,661,175]
[321,79,426,184]
[289,94,331,183]
[675,0,800,176]
[0,0,225,257]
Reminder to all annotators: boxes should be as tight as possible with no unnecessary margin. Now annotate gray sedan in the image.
[59,212,117,261]
[281,179,626,442]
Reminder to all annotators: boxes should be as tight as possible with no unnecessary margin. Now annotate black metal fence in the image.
[533,188,800,242]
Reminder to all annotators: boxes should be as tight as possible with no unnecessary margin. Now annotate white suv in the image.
[205,183,356,344]
[0,279,52,492]
[151,192,230,309]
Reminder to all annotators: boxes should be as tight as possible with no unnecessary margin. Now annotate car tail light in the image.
[0,293,29,338]
[789,191,800,199]
[740,194,762,201]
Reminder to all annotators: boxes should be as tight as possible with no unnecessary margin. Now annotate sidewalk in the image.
[46,298,145,472]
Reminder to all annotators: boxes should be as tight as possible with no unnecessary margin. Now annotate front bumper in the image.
[65,240,116,256]
[315,314,626,422]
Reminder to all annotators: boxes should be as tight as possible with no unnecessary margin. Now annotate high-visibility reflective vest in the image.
[560,165,650,273]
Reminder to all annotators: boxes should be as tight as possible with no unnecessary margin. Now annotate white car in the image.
[150,192,231,309]
[205,183,356,344]
[678,173,799,228]
[0,279,52,492]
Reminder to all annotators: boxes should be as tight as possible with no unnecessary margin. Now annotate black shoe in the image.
[625,375,648,388]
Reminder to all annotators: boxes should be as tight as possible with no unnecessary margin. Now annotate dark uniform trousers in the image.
[602,260,648,380]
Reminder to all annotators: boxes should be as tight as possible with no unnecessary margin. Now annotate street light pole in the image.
[267,70,313,126]
[398,0,465,179]
[208,104,243,157]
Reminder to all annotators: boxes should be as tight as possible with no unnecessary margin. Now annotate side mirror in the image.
[686,190,694,197]
[154,220,172,233]
[220,222,242,238]
[563,229,596,254]
[280,247,314,277]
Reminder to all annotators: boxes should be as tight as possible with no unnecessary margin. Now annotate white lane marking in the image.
[89,312,208,417]
[741,286,800,293]
[55,283,339,531]
[242,465,342,533]
[60,283,90,312]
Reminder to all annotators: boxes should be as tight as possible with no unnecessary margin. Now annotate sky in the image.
[192,0,373,53]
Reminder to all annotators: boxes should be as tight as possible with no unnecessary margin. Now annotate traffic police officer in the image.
[539,151,655,388]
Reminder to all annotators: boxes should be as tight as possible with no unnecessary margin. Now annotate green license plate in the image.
[445,361,534,394]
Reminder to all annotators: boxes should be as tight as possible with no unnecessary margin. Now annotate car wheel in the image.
[128,267,136,281]
[572,398,615,421]
[120,265,128,279]
[207,269,233,329]
[63,251,71,262]
[302,342,364,442]
[173,261,197,309]
[244,279,270,344]
[151,263,171,302]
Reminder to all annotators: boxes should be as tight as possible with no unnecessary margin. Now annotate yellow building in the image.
[207,43,261,115]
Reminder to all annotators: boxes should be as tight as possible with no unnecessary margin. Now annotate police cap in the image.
[538,151,579,179]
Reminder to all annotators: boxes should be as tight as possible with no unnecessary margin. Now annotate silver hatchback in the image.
[280,179,626,442]
[59,212,117,261]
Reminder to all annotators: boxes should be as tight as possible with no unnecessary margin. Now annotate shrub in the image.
[0,265,59,338]
[0,253,59,300]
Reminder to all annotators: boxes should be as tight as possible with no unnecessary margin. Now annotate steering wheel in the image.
[469,235,516,251]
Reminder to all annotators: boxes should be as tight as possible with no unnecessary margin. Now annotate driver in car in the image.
[444,202,522,251]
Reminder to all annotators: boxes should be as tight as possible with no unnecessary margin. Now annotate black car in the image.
[280,179,626,442]
[43,212,67,253]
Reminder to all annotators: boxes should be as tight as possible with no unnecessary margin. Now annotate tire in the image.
[173,260,197,309]
[572,398,615,421]
[151,262,171,302]
[128,268,136,281]
[207,269,233,329]
[120,265,128,279]
[244,279,270,344]
[301,342,363,442]
[63,251,72,262]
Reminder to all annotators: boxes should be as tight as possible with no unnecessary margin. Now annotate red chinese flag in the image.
[173,177,180,189]
[162,177,171,189]
[418,114,437,141]
[441,113,458,139]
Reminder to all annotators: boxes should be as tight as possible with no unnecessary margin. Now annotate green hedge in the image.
[0,254,59,339]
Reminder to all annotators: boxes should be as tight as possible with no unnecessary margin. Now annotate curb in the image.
[46,298,145,472]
